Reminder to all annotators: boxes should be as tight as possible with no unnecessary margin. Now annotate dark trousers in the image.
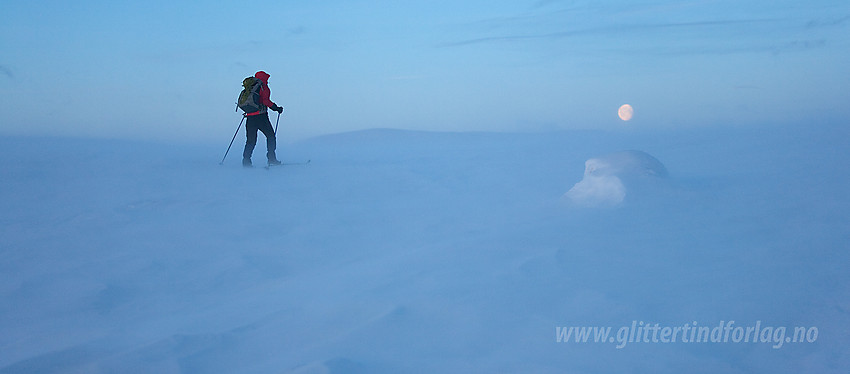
[242,112,277,162]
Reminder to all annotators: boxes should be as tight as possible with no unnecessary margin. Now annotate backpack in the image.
[236,77,264,113]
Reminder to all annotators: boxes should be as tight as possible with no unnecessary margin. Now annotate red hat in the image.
[254,71,270,83]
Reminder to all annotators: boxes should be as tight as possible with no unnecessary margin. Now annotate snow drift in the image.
[564,150,668,206]
[1,125,849,373]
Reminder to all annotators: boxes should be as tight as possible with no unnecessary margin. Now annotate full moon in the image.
[618,104,634,121]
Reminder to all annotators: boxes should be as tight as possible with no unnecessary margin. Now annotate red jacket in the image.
[247,71,278,116]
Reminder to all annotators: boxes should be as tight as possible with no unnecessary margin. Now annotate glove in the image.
[272,105,284,113]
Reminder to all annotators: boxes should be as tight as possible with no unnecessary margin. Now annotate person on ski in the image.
[243,70,284,167]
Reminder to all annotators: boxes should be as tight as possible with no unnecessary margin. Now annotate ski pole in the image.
[274,109,282,134]
[220,115,245,165]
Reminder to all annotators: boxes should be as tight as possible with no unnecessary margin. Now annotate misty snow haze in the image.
[1,0,849,373]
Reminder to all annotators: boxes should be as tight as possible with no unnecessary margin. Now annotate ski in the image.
[264,160,311,169]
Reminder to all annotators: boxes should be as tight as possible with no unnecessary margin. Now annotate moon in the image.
[618,104,634,121]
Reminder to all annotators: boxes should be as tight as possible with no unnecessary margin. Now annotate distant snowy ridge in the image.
[564,150,668,206]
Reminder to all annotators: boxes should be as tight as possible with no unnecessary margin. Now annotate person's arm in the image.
[261,85,282,112]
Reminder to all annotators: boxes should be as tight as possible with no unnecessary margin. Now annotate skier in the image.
[242,71,284,167]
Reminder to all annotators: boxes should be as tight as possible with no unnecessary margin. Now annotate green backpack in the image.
[236,77,263,113]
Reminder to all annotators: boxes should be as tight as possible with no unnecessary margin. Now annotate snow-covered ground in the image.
[1,124,849,373]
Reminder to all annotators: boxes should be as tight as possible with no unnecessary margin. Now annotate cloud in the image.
[287,26,307,36]
[440,14,836,57]
[0,65,13,79]
[441,0,847,58]
[532,0,557,7]
[442,18,781,47]
[805,15,850,28]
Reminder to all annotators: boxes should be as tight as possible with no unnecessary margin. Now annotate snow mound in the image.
[564,150,668,206]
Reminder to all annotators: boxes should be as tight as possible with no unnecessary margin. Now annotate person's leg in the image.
[242,116,260,166]
[257,114,278,163]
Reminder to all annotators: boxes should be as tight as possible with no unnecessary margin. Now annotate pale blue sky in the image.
[1,0,848,141]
